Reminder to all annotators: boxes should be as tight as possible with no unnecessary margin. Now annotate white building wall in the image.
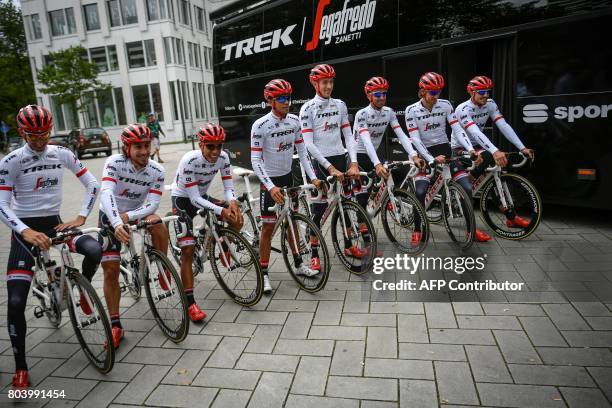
[22,0,218,143]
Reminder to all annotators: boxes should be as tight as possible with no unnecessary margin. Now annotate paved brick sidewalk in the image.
[1,143,611,407]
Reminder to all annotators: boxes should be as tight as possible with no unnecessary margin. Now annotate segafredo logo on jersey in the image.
[523,103,612,123]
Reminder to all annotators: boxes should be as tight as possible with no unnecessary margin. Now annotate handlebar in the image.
[51,227,102,245]
[462,151,529,172]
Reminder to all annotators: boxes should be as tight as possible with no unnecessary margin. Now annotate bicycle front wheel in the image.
[330,200,377,275]
[209,228,263,307]
[281,212,329,292]
[381,188,429,254]
[67,272,114,373]
[480,173,542,240]
[144,250,189,343]
[240,206,260,257]
[441,181,476,249]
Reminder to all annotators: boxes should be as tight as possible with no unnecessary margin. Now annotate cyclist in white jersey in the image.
[1,105,101,388]
[98,124,168,349]
[451,75,535,228]
[251,79,322,293]
[405,72,491,242]
[300,64,363,267]
[172,123,243,320]
[354,76,424,205]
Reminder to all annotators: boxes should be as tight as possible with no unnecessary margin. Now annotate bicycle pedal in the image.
[119,285,128,293]
[33,306,45,319]
[80,316,100,328]
[155,290,174,301]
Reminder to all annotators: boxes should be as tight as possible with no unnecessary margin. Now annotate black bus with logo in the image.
[211,0,612,210]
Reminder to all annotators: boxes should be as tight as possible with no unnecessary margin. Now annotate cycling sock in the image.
[185,288,195,306]
[110,313,122,329]
[7,279,31,371]
[260,260,269,276]
[293,254,302,268]
[75,235,102,282]
[310,237,319,258]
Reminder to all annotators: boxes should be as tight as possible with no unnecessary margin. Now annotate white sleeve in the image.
[390,111,417,158]
[405,108,434,163]
[220,157,236,202]
[295,131,316,180]
[300,105,331,169]
[447,109,474,152]
[99,159,122,228]
[126,169,164,221]
[251,123,274,190]
[489,102,525,150]
[0,155,28,233]
[457,106,499,154]
[355,110,380,166]
[61,148,99,218]
[340,102,357,163]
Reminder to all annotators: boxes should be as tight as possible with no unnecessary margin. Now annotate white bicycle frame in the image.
[266,184,316,246]
[366,161,418,217]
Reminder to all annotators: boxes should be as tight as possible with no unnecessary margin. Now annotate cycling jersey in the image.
[0,144,99,234]
[172,150,236,215]
[251,111,316,190]
[450,98,526,154]
[404,99,473,163]
[299,94,357,170]
[99,154,165,228]
[354,105,417,166]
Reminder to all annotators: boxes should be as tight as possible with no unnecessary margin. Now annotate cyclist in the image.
[251,79,322,293]
[354,76,425,213]
[99,124,168,349]
[172,123,243,320]
[405,72,492,243]
[0,105,101,388]
[300,63,362,269]
[451,75,535,228]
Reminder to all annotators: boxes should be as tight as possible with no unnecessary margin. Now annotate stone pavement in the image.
[1,143,612,407]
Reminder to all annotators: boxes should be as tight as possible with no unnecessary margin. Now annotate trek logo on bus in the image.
[220,0,377,61]
[522,103,612,123]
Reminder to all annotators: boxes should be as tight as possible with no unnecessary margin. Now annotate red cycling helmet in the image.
[16,104,53,135]
[197,123,226,143]
[264,79,293,100]
[418,72,445,90]
[364,76,389,94]
[309,64,336,83]
[121,124,151,146]
[467,75,494,93]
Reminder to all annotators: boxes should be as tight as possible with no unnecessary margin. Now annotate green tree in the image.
[0,0,36,137]
[37,45,111,127]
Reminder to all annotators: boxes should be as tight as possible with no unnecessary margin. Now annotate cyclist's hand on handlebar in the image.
[346,163,361,179]
[412,156,425,169]
[328,166,344,182]
[270,186,285,205]
[493,150,508,168]
[114,224,131,244]
[472,151,484,167]
[55,215,86,232]
[521,148,535,161]
[375,163,389,180]
[228,200,243,225]
[311,178,322,190]
[435,155,446,164]
[22,228,51,250]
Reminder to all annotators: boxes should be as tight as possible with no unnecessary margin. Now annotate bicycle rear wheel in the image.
[441,181,476,249]
[480,173,542,240]
[67,271,114,373]
[240,205,260,256]
[281,212,329,292]
[144,250,189,343]
[330,200,377,275]
[381,188,429,254]
[209,227,263,306]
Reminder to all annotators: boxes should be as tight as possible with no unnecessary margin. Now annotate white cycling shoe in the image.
[263,275,273,294]
[296,264,319,277]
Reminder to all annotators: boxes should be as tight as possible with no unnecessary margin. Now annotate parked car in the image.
[6,136,24,152]
[48,134,71,148]
[68,127,112,159]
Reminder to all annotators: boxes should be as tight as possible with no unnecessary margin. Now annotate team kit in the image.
[0,64,535,387]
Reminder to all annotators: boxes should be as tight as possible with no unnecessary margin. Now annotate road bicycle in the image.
[263,184,330,292]
[31,228,114,373]
[400,159,476,249]
[363,161,429,254]
[466,152,542,239]
[112,216,189,343]
[166,207,263,306]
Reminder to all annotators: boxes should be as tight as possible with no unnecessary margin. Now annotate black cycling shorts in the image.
[260,173,298,224]
[171,195,227,247]
[416,143,468,182]
[98,211,122,262]
[312,153,352,202]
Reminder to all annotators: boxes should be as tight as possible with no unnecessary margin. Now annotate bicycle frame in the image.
[366,161,417,218]
[267,185,316,250]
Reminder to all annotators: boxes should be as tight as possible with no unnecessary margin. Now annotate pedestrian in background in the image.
[147,112,166,163]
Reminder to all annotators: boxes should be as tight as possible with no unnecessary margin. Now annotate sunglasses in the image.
[371,91,387,98]
[428,90,441,96]
[275,95,292,104]
[24,131,50,141]
[476,90,490,95]
[205,143,224,151]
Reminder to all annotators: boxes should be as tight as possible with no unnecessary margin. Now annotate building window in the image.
[49,8,77,37]
[83,4,100,31]
[132,83,164,122]
[170,82,179,121]
[107,0,138,27]
[203,46,212,70]
[187,42,194,67]
[163,37,173,64]
[199,83,207,119]
[175,38,184,65]
[193,83,200,118]
[181,81,191,119]
[114,88,127,125]
[195,6,204,31]
[178,0,190,26]
[24,14,42,40]
[108,45,119,70]
[126,40,156,68]
[89,47,108,72]
[147,0,171,21]
[98,88,127,127]
[162,37,184,65]
[207,84,216,117]
[194,44,201,68]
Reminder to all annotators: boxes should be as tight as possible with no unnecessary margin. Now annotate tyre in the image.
[298,194,312,218]
[280,212,329,292]
[67,271,114,373]
[441,181,476,249]
[330,199,377,275]
[119,246,141,299]
[240,204,260,256]
[209,227,263,306]
[144,250,189,343]
[77,150,83,160]
[479,173,542,240]
[426,194,443,223]
[105,148,112,156]
[380,188,429,254]
[92,152,98,157]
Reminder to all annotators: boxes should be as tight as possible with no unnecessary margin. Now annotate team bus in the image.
[210,0,612,210]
